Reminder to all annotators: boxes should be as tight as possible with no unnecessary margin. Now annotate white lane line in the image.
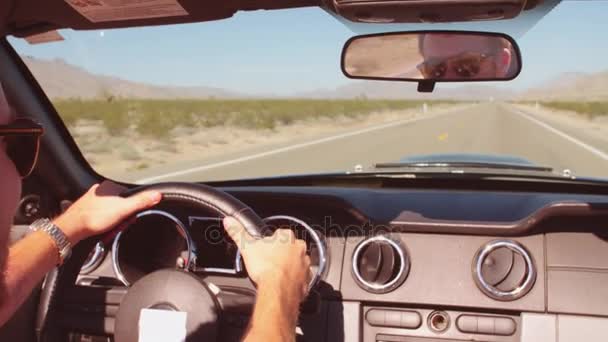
[136,108,464,184]
[513,108,608,162]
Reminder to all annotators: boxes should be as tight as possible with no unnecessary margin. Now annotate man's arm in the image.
[244,274,302,341]
[0,181,161,327]
[0,230,59,325]
[223,217,311,342]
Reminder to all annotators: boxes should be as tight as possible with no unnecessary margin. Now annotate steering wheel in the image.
[41,183,267,342]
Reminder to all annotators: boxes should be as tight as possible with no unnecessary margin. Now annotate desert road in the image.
[133,103,608,183]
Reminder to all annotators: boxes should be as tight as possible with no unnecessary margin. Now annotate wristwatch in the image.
[29,218,72,266]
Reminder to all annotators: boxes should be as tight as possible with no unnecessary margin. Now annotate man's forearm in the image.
[0,231,58,326]
[244,276,301,342]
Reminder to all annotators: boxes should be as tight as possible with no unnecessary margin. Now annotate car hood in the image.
[399,153,537,167]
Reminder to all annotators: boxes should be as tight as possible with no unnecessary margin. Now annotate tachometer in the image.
[236,215,328,290]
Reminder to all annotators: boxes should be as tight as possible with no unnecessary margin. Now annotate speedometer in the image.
[112,210,196,286]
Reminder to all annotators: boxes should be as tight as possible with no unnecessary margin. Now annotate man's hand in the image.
[54,181,162,245]
[223,216,312,303]
[224,216,312,341]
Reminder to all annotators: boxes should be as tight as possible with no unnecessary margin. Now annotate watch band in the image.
[29,218,72,266]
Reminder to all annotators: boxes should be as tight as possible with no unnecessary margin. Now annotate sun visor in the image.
[4,0,319,37]
[328,0,561,39]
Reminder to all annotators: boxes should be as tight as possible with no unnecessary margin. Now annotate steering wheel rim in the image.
[39,182,267,342]
[122,182,266,238]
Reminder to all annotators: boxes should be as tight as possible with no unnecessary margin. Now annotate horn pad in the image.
[114,269,219,342]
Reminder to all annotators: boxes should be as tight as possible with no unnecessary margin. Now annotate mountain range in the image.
[519,71,608,101]
[21,56,243,99]
[21,56,607,101]
[297,82,517,100]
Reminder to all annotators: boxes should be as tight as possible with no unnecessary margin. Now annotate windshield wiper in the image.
[373,161,554,173]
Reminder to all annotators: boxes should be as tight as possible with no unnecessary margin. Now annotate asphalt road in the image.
[133,103,608,183]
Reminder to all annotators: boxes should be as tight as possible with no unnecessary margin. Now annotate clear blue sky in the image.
[8,0,608,95]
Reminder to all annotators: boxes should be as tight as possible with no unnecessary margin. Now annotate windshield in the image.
[8,1,608,183]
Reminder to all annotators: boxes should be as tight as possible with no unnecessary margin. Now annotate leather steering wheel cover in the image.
[122,182,265,238]
[39,182,265,341]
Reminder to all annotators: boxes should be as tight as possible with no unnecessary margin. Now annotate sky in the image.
[7,0,608,95]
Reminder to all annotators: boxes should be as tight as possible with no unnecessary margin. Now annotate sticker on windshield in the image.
[63,0,188,23]
[24,30,64,45]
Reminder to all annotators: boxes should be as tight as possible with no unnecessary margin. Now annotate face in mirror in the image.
[342,31,521,82]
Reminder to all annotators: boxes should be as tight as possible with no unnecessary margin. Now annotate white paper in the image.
[139,308,187,342]
[64,0,188,23]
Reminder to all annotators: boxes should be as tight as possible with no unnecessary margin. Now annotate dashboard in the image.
[70,186,608,342]
[105,209,328,287]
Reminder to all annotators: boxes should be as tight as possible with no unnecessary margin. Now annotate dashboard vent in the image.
[473,240,536,301]
[352,235,409,294]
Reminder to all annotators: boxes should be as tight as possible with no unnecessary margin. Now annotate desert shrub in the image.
[540,101,608,118]
[52,98,461,137]
[118,145,141,161]
[54,98,130,134]
[135,109,175,138]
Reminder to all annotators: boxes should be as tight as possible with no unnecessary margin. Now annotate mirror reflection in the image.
[343,32,520,81]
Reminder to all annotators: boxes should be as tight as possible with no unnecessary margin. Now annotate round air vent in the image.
[473,240,536,301]
[352,235,409,294]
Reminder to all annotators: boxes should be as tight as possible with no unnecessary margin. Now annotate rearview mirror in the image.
[341,31,521,91]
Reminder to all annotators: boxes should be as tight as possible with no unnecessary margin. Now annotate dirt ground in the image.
[514,103,608,145]
[70,103,467,178]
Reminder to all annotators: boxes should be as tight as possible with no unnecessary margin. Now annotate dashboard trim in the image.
[390,201,608,236]
[80,241,106,275]
[340,234,545,311]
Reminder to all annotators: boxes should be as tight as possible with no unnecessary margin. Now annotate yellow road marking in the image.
[438,133,448,141]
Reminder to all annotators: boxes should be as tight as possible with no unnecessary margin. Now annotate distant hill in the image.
[24,55,607,102]
[20,55,517,101]
[521,71,608,101]
[298,81,516,100]
[21,56,242,99]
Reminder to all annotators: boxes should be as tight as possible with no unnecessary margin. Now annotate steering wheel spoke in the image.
[55,285,126,337]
